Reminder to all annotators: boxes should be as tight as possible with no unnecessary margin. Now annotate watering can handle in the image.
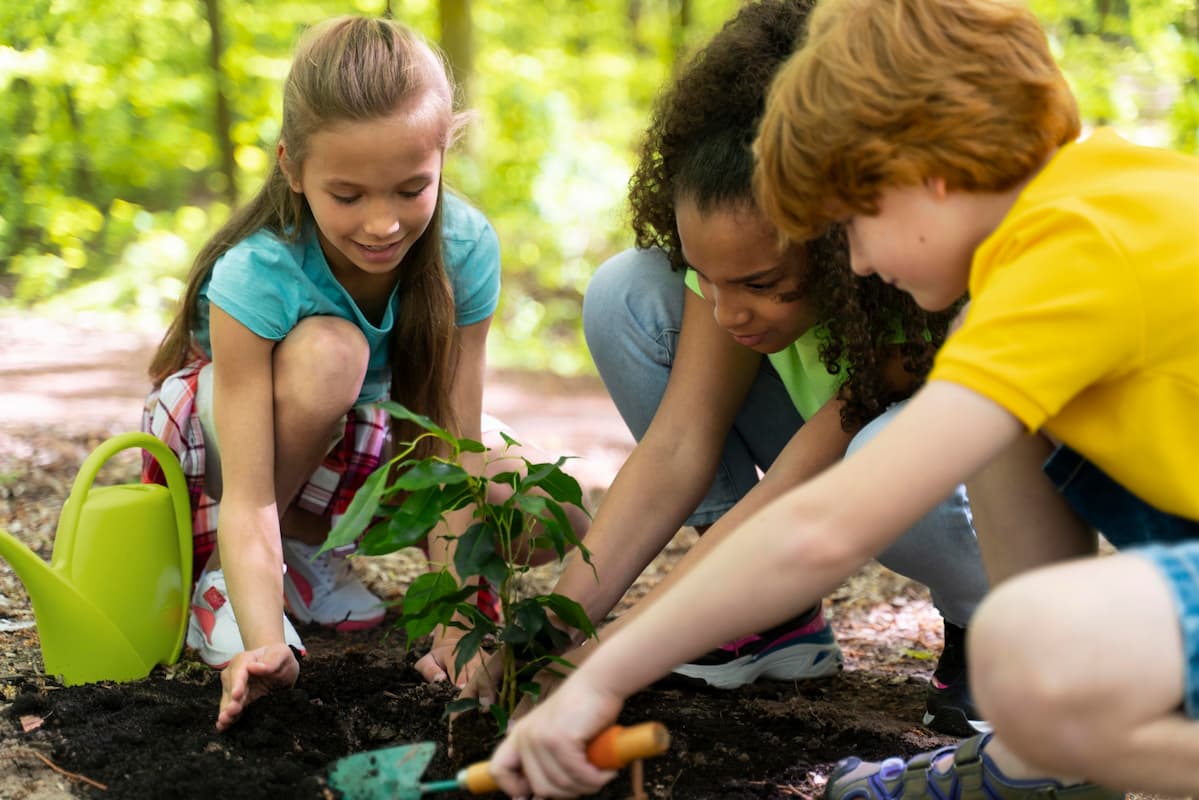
[52,432,193,585]
[458,722,671,794]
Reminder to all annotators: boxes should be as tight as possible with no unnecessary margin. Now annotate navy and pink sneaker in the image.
[670,602,843,688]
[281,538,385,632]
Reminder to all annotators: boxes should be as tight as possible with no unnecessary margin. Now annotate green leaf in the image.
[391,459,470,491]
[454,625,489,673]
[519,460,584,507]
[480,554,510,588]
[454,522,497,578]
[395,580,480,642]
[378,401,455,442]
[517,681,542,704]
[322,466,388,552]
[357,488,444,555]
[488,470,522,489]
[539,593,595,640]
[458,437,487,453]
[489,704,510,733]
[443,698,481,719]
[399,572,461,618]
[514,601,547,641]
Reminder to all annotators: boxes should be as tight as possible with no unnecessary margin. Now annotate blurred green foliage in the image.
[1,0,1195,374]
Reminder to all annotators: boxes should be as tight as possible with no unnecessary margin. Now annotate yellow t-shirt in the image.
[930,129,1199,520]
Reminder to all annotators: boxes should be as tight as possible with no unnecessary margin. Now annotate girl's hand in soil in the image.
[216,644,300,732]
[414,627,488,687]
[457,648,505,709]
[489,673,623,798]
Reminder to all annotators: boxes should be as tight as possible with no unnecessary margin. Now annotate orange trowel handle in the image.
[459,722,671,794]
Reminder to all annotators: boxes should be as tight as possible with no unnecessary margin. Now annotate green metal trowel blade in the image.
[328,740,437,800]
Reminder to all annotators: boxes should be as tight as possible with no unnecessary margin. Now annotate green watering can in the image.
[0,432,193,685]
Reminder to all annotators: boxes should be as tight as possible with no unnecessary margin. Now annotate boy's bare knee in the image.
[971,575,1113,768]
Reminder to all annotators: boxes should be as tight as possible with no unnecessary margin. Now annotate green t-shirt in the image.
[684,269,844,419]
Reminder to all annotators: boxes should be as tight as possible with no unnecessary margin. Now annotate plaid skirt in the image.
[141,358,389,581]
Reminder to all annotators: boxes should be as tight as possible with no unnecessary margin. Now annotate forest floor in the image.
[0,308,963,799]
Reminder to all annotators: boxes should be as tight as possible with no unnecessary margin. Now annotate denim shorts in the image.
[1044,445,1199,716]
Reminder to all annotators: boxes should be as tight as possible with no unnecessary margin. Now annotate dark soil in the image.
[0,614,954,800]
[0,310,958,799]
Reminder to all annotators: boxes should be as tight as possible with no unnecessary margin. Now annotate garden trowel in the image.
[327,721,671,799]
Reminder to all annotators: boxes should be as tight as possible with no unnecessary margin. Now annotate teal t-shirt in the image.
[684,269,843,419]
[195,191,501,404]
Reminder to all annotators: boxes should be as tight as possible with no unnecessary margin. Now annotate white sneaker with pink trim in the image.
[281,539,385,631]
[185,569,306,669]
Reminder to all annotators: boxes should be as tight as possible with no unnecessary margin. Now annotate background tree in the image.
[1,0,1193,374]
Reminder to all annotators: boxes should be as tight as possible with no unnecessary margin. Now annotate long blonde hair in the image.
[754,0,1080,243]
[150,16,468,449]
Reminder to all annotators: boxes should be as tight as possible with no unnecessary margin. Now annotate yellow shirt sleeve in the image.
[931,207,1140,432]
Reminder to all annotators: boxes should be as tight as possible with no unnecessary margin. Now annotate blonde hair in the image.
[151,16,467,447]
[754,0,1080,242]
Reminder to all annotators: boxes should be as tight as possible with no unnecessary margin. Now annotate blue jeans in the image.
[583,248,989,627]
[1044,445,1199,716]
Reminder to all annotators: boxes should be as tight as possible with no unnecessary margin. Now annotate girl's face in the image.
[281,103,444,283]
[676,198,818,354]
[842,180,975,312]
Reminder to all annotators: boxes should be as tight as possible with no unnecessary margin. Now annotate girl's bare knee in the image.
[274,316,369,411]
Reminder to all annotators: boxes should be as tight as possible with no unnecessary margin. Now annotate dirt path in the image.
[0,309,634,493]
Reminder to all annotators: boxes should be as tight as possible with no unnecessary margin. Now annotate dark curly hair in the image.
[626,0,960,430]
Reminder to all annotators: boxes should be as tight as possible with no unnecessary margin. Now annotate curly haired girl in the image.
[468,0,989,739]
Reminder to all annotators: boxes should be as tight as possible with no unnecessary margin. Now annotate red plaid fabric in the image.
[141,357,389,581]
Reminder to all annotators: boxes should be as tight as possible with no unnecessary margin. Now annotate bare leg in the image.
[966,432,1096,586]
[203,317,368,569]
[971,554,1199,794]
[270,317,369,513]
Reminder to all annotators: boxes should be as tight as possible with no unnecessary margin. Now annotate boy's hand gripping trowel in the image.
[328,721,671,799]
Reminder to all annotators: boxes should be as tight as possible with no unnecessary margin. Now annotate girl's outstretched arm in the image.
[489,381,1024,797]
[207,306,298,728]
[545,289,762,629]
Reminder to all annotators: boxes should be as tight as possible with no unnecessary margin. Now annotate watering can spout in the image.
[0,432,193,686]
[0,528,154,683]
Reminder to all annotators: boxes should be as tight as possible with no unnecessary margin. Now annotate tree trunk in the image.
[202,0,237,206]
[439,0,473,106]
[61,85,95,199]
[670,0,692,65]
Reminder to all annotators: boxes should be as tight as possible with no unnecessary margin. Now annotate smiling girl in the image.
[141,16,559,731]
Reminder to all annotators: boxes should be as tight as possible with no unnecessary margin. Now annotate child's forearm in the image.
[579,488,852,700]
[551,433,724,630]
[218,503,288,650]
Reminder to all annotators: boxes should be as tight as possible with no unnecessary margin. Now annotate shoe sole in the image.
[671,642,844,689]
[922,708,992,737]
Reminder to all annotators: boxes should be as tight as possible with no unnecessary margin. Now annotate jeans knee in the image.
[583,248,678,369]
